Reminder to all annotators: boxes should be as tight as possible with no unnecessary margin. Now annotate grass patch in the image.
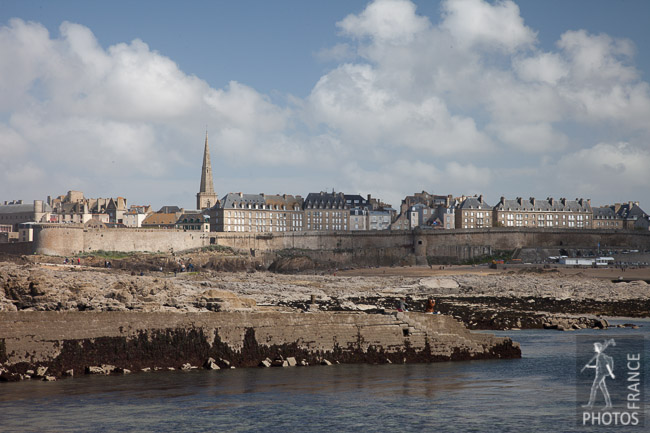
[78,250,135,260]
[461,250,513,265]
[200,245,241,255]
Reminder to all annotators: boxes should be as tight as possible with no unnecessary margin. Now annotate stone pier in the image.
[0,311,520,381]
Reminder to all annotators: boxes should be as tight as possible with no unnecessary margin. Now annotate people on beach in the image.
[397,297,407,312]
[425,298,436,314]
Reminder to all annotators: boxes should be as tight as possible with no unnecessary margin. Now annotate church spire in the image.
[197,131,218,209]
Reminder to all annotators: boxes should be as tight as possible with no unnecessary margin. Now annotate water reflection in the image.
[1,322,648,432]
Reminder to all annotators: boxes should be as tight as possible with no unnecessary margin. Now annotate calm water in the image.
[1,319,648,433]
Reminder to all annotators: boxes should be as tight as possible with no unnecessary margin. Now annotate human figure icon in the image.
[581,339,615,409]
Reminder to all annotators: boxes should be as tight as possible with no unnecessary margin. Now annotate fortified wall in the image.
[30,224,650,264]
[0,311,520,379]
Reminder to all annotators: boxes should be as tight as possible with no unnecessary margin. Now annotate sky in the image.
[1,0,649,211]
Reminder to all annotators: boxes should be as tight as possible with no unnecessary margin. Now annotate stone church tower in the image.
[196,131,218,210]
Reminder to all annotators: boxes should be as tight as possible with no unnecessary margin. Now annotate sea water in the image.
[1,319,648,432]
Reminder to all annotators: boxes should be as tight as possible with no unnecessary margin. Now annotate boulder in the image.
[286,357,297,367]
[259,359,271,368]
[321,359,332,366]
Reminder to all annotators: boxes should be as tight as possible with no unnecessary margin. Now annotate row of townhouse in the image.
[203,191,394,233]
[388,191,649,231]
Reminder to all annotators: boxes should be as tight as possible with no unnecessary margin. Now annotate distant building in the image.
[456,195,493,229]
[141,212,181,229]
[349,207,368,231]
[48,191,127,224]
[211,193,303,233]
[176,213,210,232]
[368,209,391,231]
[122,205,153,228]
[0,200,51,231]
[493,197,591,228]
[303,192,349,232]
[592,202,647,230]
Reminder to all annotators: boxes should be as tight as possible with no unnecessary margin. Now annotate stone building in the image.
[141,212,181,229]
[592,202,648,230]
[211,193,303,233]
[399,191,453,215]
[349,208,368,231]
[493,197,592,228]
[176,213,210,232]
[456,195,493,229]
[303,192,349,232]
[196,132,218,210]
[0,200,51,231]
[122,205,153,228]
[368,209,391,230]
[48,191,128,224]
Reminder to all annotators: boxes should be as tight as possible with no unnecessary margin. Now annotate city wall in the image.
[30,225,650,263]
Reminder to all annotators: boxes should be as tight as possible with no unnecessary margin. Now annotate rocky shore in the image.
[1,258,647,330]
[1,253,648,382]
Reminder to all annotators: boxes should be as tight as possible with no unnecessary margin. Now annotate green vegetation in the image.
[78,250,135,260]
[461,250,513,265]
[200,245,236,254]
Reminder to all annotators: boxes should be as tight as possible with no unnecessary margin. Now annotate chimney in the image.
[500,196,505,205]
[579,199,584,206]
[614,203,621,213]
[478,195,483,204]
[549,197,554,206]
[561,198,566,206]
[517,197,522,205]
[530,197,536,206]
[239,192,243,198]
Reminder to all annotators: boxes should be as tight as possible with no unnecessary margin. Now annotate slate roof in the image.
[0,203,51,214]
[593,207,618,219]
[220,193,302,210]
[304,192,348,209]
[493,197,591,212]
[457,197,492,210]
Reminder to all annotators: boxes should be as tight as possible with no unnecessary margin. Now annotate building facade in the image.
[303,192,349,232]
[456,196,493,229]
[211,193,303,233]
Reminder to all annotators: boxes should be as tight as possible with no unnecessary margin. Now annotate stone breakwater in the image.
[0,311,520,381]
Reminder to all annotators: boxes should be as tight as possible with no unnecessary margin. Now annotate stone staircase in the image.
[392,312,498,357]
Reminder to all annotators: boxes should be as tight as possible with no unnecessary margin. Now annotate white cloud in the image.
[338,0,429,44]
[1,0,650,210]
[440,0,537,52]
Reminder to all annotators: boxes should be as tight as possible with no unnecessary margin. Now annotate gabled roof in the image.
[593,206,618,219]
[158,206,183,214]
[304,192,348,209]
[458,197,492,210]
[142,213,178,225]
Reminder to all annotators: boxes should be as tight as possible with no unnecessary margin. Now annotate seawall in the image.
[30,224,650,265]
[0,311,519,380]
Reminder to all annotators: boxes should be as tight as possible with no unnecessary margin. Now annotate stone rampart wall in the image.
[0,242,34,255]
[31,225,650,261]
